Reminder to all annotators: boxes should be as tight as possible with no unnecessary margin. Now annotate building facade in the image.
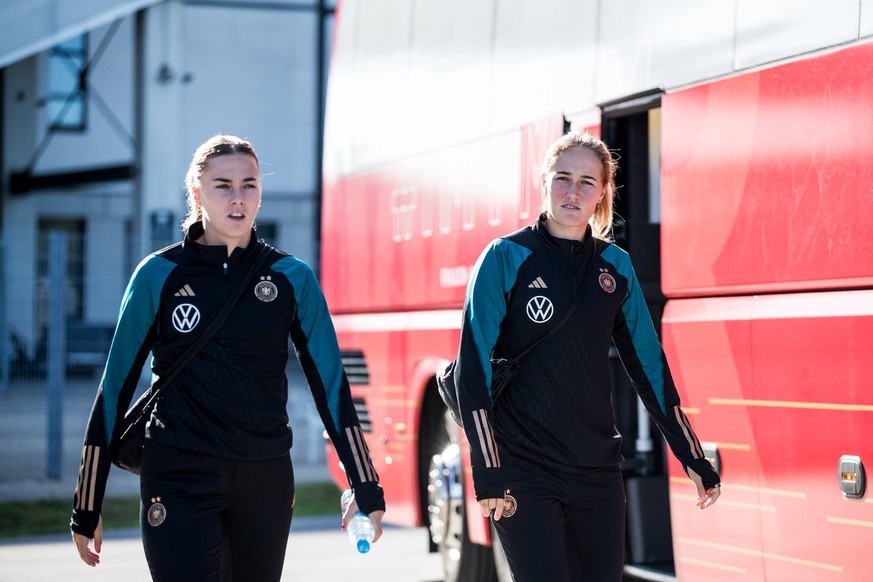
[1,0,334,367]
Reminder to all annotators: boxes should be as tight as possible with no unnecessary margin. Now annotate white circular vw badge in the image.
[171,303,200,333]
[526,296,554,323]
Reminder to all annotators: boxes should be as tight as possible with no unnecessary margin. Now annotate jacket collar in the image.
[182,221,261,264]
[533,212,594,255]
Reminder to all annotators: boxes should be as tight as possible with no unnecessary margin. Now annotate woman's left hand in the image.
[71,514,103,566]
[687,467,720,510]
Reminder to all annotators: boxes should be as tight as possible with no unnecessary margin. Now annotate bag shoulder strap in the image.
[144,243,273,403]
[504,238,599,367]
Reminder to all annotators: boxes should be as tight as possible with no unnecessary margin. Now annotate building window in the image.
[256,221,278,247]
[46,35,88,131]
[36,218,86,327]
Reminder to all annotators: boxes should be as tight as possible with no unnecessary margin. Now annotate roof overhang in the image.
[0,0,162,69]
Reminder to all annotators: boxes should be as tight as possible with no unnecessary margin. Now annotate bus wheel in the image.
[426,410,497,582]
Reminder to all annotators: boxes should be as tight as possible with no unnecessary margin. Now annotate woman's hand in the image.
[479,497,507,521]
[366,510,385,543]
[72,514,103,566]
[687,467,720,510]
[341,496,384,543]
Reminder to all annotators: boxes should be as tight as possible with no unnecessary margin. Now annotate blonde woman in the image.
[454,132,719,581]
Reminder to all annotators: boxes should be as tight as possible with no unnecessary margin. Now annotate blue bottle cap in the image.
[357,539,371,553]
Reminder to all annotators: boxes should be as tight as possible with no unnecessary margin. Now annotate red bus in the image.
[320,2,873,580]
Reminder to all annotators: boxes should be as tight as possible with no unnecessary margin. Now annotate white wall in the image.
[2,16,138,344]
[139,1,321,265]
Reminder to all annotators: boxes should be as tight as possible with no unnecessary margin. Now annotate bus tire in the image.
[424,405,497,582]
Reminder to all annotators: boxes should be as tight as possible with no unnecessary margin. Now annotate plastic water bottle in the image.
[340,489,376,554]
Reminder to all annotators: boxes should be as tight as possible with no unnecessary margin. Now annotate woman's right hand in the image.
[479,497,507,521]
[72,514,103,567]
[342,496,385,543]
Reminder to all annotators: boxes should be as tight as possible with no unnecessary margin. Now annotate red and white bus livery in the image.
[320,2,873,580]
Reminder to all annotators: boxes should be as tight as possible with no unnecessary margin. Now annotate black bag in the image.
[110,245,272,474]
[112,388,154,475]
[435,361,461,425]
[437,358,517,427]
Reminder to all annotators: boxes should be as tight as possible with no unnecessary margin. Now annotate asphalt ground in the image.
[0,517,444,582]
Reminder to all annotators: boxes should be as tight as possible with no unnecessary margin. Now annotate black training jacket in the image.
[71,223,382,537]
[455,215,719,500]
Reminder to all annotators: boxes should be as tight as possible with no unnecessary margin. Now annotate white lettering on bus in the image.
[391,187,417,242]
[439,265,473,288]
[392,183,509,242]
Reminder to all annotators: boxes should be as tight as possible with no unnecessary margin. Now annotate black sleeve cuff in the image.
[472,466,506,500]
[70,508,99,538]
[686,457,721,490]
[354,482,386,515]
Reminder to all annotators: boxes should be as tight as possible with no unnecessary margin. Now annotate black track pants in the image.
[139,440,295,582]
[492,459,626,582]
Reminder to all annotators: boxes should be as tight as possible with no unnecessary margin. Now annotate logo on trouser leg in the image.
[147,497,167,527]
[503,490,517,518]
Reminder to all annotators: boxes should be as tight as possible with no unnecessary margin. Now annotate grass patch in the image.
[0,481,341,539]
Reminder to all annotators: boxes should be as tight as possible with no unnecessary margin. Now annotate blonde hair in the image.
[540,132,617,242]
[182,135,259,232]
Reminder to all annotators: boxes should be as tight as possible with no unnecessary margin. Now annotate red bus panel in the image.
[663,290,873,580]
[661,43,873,297]
[321,117,563,314]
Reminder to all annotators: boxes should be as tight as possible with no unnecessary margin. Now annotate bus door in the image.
[599,91,676,579]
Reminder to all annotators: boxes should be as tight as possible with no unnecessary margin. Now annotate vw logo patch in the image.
[172,303,200,333]
[526,296,554,323]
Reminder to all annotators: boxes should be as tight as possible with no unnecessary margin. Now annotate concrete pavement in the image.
[0,517,443,582]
